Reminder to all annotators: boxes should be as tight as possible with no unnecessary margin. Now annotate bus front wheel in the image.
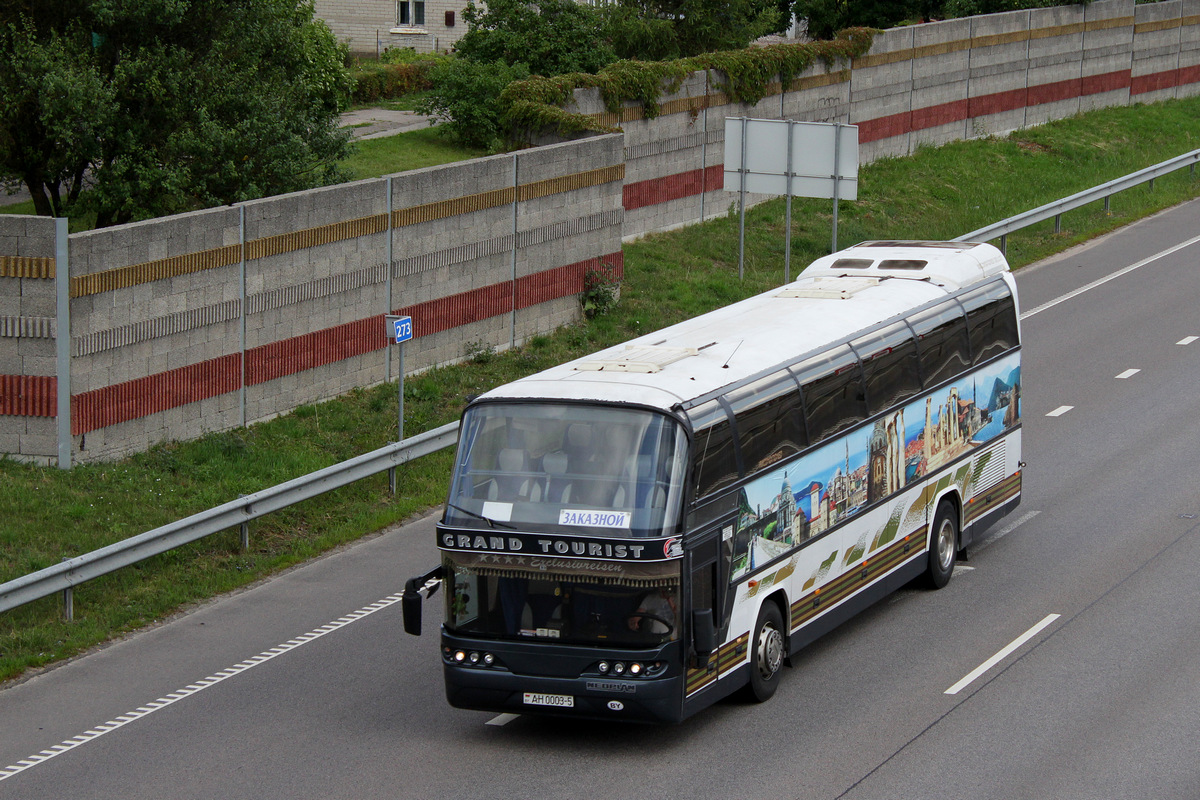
[926,501,958,589]
[746,602,785,702]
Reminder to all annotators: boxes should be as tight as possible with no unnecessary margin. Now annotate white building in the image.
[315,0,468,56]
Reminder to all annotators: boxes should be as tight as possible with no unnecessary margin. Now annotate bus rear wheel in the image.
[925,501,958,589]
[746,602,785,702]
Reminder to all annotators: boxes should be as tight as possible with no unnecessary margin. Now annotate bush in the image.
[350,60,441,103]
[456,0,615,77]
[417,58,531,151]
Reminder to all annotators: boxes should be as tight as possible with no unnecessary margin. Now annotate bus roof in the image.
[480,241,1011,412]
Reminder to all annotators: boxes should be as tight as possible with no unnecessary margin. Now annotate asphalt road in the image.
[3,200,1200,799]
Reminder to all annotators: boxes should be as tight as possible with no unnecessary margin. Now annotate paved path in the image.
[0,108,432,208]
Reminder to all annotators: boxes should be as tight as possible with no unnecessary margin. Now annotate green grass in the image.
[4,96,1200,683]
[338,126,484,180]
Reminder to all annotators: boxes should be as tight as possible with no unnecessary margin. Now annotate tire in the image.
[746,602,786,702]
[925,500,958,590]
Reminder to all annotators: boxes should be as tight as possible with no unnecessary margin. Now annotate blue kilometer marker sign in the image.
[392,315,413,344]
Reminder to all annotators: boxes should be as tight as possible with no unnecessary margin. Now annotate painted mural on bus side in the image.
[731,352,1021,579]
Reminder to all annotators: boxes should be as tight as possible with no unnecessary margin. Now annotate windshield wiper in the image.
[445,502,516,530]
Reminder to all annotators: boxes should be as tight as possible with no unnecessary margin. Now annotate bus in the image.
[402,240,1022,723]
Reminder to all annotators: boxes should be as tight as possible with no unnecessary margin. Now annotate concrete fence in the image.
[559,0,1200,239]
[3,0,1198,465]
[1,135,625,464]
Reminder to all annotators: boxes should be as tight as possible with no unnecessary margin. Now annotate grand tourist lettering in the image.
[438,531,680,561]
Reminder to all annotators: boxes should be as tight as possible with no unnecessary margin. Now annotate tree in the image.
[604,0,782,57]
[0,0,355,227]
[418,58,531,151]
[454,0,616,77]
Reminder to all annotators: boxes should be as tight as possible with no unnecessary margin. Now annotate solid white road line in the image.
[975,510,1040,551]
[486,713,520,727]
[0,592,407,783]
[1115,368,1140,379]
[1020,233,1200,321]
[945,613,1062,695]
[1046,406,1074,417]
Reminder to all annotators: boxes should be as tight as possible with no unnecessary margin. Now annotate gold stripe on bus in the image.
[686,632,748,695]
[788,530,925,631]
[966,473,1021,524]
[718,633,749,676]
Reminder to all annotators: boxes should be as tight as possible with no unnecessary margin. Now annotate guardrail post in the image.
[1104,195,1110,214]
[61,557,73,621]
[239,495,250,551]
[1054,214,1061,234]
[999,234,1007,255]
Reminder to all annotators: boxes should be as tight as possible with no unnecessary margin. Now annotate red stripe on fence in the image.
[71,354,242,435]
[46,254,620,432]
[624,166,723,211]
[0,375,57,417]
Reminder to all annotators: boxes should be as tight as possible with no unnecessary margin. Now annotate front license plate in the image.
[523,692,574,708]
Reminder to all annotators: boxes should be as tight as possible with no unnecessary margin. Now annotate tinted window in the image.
[910,302,971,388]
[726,372,807,475]
[854,322,922,413]
[796,345,867,443]
[689,400,742,499]
[961,281,1019,365]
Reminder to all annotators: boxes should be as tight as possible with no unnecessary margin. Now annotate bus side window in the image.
[853,321,922,415]
[796,345,868,444]
[910,301,971,388]
[725,372,807,476]
[961,282,1019,365]
[689,400,742,499]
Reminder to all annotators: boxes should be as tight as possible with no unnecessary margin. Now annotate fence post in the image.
[55,218,71,469]
[239,205,247,428]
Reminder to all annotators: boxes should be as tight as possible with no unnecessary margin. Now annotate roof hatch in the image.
[777,276,882,300]
[574,344,699,373]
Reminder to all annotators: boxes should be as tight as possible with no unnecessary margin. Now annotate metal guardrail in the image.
[4,147,1200,621]
[0,422,459,617]
[955,148,1200,250]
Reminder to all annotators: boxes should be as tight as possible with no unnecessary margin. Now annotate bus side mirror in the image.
[402,567,444,637]
[692,609,717,657]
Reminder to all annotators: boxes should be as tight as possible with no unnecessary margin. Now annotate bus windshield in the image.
[444,403,688,538]
[444,552,681,647]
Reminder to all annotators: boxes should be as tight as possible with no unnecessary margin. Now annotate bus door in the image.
[685,513,734,665]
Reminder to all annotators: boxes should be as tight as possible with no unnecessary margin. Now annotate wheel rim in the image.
[756,621,784,680]
[936,516,956,571]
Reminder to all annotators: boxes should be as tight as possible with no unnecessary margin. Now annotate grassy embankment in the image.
[2,97,1200,683]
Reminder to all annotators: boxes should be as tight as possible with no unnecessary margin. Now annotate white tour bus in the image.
[403,241,1022,723]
